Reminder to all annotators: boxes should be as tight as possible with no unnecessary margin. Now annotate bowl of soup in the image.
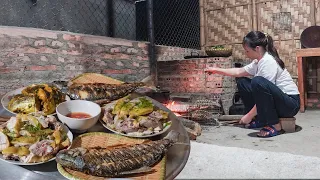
[56,100,101,133]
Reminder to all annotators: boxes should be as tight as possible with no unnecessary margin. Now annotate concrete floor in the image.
[176,110,320,179]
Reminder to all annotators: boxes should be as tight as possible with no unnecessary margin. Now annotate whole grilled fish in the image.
[53,82,145,105]
[56,131,179,177]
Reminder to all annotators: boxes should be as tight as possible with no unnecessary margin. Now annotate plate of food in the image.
[100,95,172,138]
[1,83,70,116]
[0,113,73,165]
[56,131,178,179]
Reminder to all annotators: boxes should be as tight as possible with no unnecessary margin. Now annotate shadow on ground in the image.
[247,125,303,138]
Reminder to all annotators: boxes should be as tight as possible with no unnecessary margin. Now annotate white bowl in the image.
[56,100,101,133]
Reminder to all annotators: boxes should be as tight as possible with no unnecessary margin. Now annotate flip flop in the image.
[245,120,264,129]
[257,125,279,138]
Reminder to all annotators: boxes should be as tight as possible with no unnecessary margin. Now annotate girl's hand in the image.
[239,113,253,124]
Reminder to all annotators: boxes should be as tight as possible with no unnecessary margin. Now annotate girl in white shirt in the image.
[205,31,300,138]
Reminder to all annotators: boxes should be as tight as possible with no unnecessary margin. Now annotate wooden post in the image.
[297,56,305,112]
[252,0,257,30]
[311,0,316,25]
[203,0,208,49]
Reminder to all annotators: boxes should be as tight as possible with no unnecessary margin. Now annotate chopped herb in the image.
[1,128,10,134]
[61,131,68,141]
[137,97,153,108]
[163,121,172,128]
[24,124,41,132]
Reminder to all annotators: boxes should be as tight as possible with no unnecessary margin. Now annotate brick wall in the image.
[0,26,205,97]
[0,26,234,113]
[158,57,236,114]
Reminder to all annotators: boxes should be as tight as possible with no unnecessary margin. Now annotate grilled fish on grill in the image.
[66,83,145,105]
[56,131,179,177]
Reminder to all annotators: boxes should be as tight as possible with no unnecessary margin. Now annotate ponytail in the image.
[243,31,285,69]
[265,35,285,69]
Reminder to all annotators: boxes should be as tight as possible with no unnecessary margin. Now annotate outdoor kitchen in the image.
[0,0,320,179]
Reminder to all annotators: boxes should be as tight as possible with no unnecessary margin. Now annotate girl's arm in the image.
[205,67,250,77]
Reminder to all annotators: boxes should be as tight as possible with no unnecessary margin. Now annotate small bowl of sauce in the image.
[66,112,92,119]
[56,100,101,133]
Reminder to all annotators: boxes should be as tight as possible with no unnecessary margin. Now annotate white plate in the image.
[99,119,172,138]
[1,87,70,115]
[0,123,73,165]
[99,95,173,138]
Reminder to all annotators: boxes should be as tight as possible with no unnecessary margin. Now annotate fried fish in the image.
[66,82,145,105]
[56,130,179,177]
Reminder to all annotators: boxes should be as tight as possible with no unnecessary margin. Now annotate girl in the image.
[205,31,300,137]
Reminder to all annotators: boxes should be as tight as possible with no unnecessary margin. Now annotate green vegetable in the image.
[211,45,225,50]
[24,124,41,133]
[163,121,172,128]
[136,97,153,109]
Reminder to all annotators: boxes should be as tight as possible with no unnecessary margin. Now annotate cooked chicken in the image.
[0,132,9,151]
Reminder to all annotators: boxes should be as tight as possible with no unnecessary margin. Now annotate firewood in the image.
[218,115,243,121]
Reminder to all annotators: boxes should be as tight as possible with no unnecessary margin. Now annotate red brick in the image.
[116,61,124,66]
[103,54,113,59]
[40,56,48,62]
[194,76,201,81]
[62,50,82,56]
[188,64,196,69]
[67,42,76,48]
[119,54,130,59]
[127,48,139,54]
[196,70,204,75]
[206,82,221,88]
[52,41,64,47]
[307,103,314,107]
[133,62,139,67]
[34,40,46,46]
[63,34,82,41]
[0,67,20,73]
[197,63,206,69]
[25,47,56,54]
[103,69,132,74]
[207,75,223,82]
[27,65,56,71]
[307,98,319,103]
[138,42,147,48]
[206,88,223,94]
[58,57,65,62]
[110,47,121,53]
[103,54,130,60]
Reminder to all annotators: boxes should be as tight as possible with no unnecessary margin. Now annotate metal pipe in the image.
[108,0,114,37]
[147,0,157,86]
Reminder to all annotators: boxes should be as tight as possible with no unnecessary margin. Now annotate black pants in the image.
[236,76,300,126]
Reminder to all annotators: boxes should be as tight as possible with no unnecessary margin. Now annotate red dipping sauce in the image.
[66,112,92,119]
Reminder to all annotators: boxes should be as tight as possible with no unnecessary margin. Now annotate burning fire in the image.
[165,101,189,114]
